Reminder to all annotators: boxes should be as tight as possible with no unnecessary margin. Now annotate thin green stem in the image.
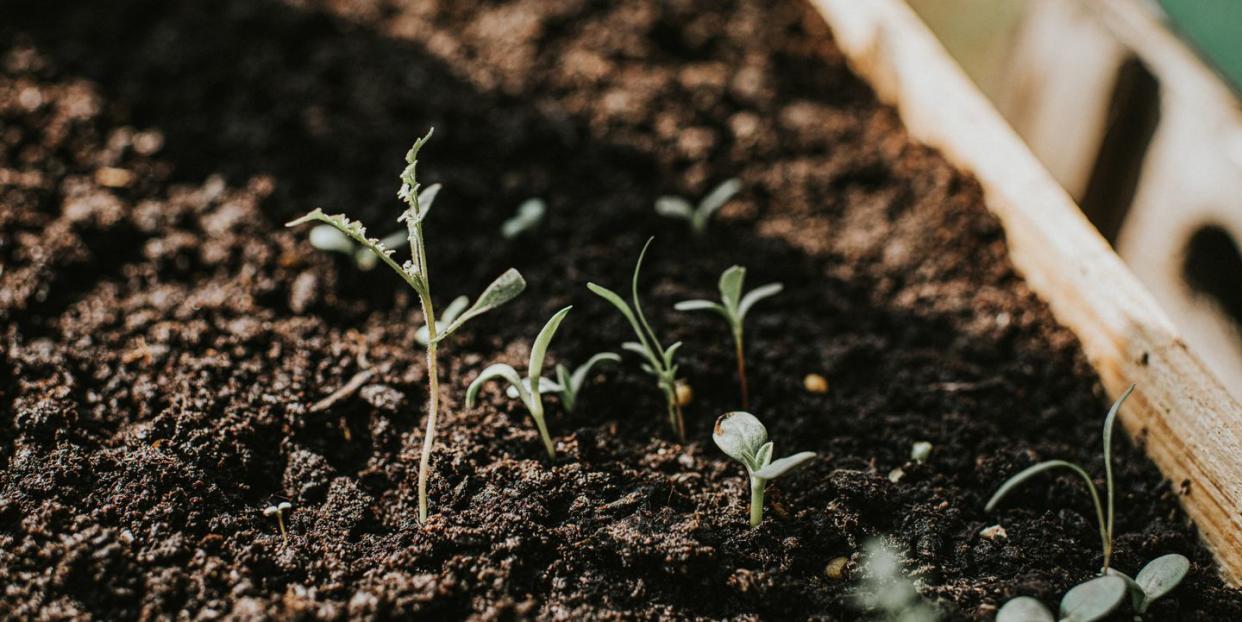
[749,477,765,527]
[531,407,556,460]
[735,330,748,409]
[416,296,438,525]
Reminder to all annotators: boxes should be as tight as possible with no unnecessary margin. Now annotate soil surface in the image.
[2,0,1240,620]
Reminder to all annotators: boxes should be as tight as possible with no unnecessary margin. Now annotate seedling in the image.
[675,265,781,408]
[263,501,292,544]
[855,539,941,622]
[309,225,407,271]
[588,238,688,440]
[501,198,546,239]
[287,130,526,524]
[712,411,815,527]
[988,385,1190,618]
[506,352,621,413]
[465,306,572,459]
[997,576,1128,622]
[998,555,1190,621]
[655,178,741,236]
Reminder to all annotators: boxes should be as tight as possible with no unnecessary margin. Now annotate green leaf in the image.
[621,341,660,370]
[1102,384,1135,552]
[662,341,683,368]
[413,183,442,223]
[655,196,694,220]
[466,363,526,409]
[588,282,650,353]
[996,597,1054,622]
[713,411,768,465]
[435,268,526,342]
[754,441,774,470]
[287,209,425,296]
[985,459,1109,568]
[1059,576,1127,622]
[501,198,546,239]
[752,451,816,480]
[529,306,572,400]
[1134,553,1189,611]
[569,352,621,394]
[737,282,783,319]
[309,225,355,254]
[696,178,741,224]
[673,299,723,313]
[718,265,746,312]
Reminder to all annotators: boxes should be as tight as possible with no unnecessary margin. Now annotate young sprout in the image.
[856,539,941,622]
[263,501,292,544]
[287,130,526,524]
[674,265,781,408]
[465,306,572,459]
[655,178,741,236]
[505,352,621,413]
[988,385,1190,616]
[501,198,546,239]
[587,238,688,441]
[712,411,816,527]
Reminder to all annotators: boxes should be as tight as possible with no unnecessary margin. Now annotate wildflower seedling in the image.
[997,576,1129,622]
[713,411,815,527]
[988,385,1191,618]
[465,306,572,459]
[505,351,621,413]
[287,130,526,524]
[855,539,941,622]
[675,265,781,408]
[501,198,546,239]
[263,501,292,544]
[588,238,688,440]
[655,178,741,236]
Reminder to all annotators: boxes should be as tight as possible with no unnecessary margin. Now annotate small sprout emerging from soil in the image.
[804,373,829,394]
[856,539,941,622]
[911,441,932,464]
[501,198,546,239]
[466,306,572,459]
[263,501,292,544]
[989,385,1190,618]
[655,178,741,236]
[986,385,1135,572]
[287,130,526,524]
[309,225,407,270]
[415,295,469,346]
[506,352,621,413]
[712,411,815,527]
[675,265,781,408]
[588,238,688,440]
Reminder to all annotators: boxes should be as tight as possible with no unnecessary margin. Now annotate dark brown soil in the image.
[1,0,1239,619]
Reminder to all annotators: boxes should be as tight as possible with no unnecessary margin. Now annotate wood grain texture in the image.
[807,0,1242,584]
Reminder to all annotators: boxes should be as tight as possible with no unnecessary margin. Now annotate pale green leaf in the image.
[718,265,745,311]
[1135,553,1189,611]
[466,363,526,409]
[752,451,816,480]
[713,411,768,465]
[529,306,572,399]
[1059,576,1127,622]
[655,196,694,220]
[435,268,526,342]
[737,282,783,319]
[996,597,1054,622]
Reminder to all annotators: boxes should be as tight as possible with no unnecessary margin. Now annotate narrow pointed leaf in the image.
[752,451,816,480]
[1059,576,1127,622]
[738,283,784,319]
[466,364,525,409]
[1102,384,1135,546]
[435,269,526,342]
[502,198,546,239]
[673,300,723,313]
[663,341,683,368]
[698,178,742,216]
[985,460,1098,512]
[755,441,774,470]
[588,283,646,350]
[655,196,694,220]
[414,183,442,222]
[569,352,621,393]
[529,306,572,399]
[996,597,1055,622]
[287,209,425,296]
[1135,553,1190,610]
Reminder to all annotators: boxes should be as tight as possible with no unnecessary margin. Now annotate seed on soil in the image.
[803,373,829,393]
[888,467,905,483]
[675,381,693,407]
[980,524,1007,541]
[825,556,849,580]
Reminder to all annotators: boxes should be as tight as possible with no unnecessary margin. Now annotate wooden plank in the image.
[807,0,1242,584]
